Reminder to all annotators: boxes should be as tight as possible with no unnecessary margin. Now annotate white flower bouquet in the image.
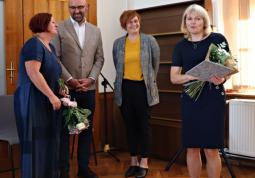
[185,42,238,101]
[58,79,91,134]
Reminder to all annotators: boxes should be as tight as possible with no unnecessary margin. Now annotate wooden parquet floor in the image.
[69,152,255,178]
[0,151,255,178]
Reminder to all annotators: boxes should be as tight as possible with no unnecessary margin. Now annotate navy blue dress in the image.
[14,36,62,178]
[172,33,229,148]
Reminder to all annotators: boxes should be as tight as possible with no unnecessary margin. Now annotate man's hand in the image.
[76,78,95,92]
[67,78,81,89]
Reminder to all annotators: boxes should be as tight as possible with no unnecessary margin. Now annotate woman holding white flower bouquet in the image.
[14,13,65,178]
[170,4,236,178]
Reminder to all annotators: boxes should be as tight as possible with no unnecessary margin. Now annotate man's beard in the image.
[72,13,85,23]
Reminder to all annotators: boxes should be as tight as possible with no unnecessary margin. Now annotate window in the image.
[217,0,255,92]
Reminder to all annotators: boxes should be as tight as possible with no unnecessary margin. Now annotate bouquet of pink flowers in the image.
[58,79,91,134]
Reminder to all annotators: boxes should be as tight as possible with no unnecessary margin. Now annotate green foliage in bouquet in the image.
[185,42,238,101]
[184,80,206,100]
[58,78,91,133]
[58,78,66,91]
[209,43,238,70]
[63,107,91,128]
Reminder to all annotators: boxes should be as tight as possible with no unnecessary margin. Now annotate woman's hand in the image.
[186,74,199,82]
[49,95,61,110]
[209,76,225,85]
[171,66,199,84]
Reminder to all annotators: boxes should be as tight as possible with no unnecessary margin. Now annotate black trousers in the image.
[120,79,151,158]
[59,90,95,172]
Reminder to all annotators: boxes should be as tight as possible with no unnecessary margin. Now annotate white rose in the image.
[76,122,85,130]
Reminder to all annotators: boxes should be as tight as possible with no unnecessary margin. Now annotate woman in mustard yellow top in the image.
[113,10,160,178]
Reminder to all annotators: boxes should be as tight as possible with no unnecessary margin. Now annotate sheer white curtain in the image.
[218,0,255,92]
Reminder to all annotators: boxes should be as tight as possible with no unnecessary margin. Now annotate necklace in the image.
[191,40,202,50]
[190,34,208,50]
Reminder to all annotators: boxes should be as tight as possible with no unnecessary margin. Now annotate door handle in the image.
[6,61,16,84]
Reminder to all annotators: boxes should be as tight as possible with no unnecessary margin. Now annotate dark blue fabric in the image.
[172,32,229,72]
[14,36,62,178]
[172,33,229,148]
[59,90,95,172]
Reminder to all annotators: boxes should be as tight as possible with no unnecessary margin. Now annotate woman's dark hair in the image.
[120,10,141,30]
[29,13,52,33]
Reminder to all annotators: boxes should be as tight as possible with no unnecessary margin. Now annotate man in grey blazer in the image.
[53,0,104,178]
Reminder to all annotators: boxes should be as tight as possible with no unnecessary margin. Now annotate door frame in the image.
[0,0,5,94]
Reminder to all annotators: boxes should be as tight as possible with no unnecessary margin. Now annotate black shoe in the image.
[125,166,139,177]
[135,167,148,178]
[60,171,70,178]
[77,167,98,178]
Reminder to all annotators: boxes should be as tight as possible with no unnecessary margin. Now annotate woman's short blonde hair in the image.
[181,4,212,39]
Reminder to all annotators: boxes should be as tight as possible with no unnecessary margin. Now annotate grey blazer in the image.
[112,33,160,106]
[52,19,104,90]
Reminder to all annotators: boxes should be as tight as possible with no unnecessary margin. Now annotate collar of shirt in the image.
[70,17,86,48]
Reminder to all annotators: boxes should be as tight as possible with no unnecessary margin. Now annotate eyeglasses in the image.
[69,5,85,10]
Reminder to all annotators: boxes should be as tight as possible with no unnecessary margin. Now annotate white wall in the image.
[97,0,197,92]
[97,0,127,92]
[127,0,192,9]
[0,1,6,95]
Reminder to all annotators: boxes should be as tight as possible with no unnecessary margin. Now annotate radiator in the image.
[228,99,255,157]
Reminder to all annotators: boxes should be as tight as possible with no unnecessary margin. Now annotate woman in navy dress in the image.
[170,4,230,178]
[14,13,63,178]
